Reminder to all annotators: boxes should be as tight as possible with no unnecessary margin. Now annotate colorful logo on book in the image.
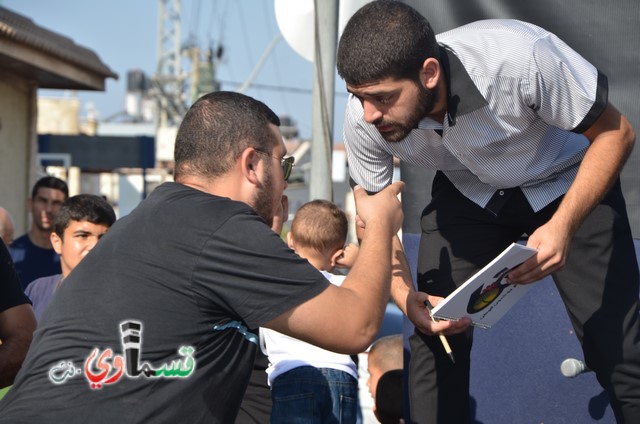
[48,320,196,389]
[466,266,513,314]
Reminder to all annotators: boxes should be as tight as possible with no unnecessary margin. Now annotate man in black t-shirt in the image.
[0,92,405,423]
[10,176,69,289]
[0,241,36,390]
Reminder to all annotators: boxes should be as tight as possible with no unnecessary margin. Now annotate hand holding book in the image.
[428,243,538,329]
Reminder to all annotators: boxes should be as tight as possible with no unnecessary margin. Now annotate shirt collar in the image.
[438,45,488,124]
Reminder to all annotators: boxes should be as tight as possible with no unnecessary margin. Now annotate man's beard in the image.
[375,82,438,142]
[252,165,275,228]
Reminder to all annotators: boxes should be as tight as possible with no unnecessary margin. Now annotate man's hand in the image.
[508,219,570,284]
[406,291,472,336]
[271,195,289,235]
[353,182,405,236]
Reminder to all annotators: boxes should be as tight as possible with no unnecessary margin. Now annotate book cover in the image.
[430,242,538,329]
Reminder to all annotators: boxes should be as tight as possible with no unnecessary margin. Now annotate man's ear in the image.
[51,232,63,255]
[241,148,262,184]
[420,57,440,90]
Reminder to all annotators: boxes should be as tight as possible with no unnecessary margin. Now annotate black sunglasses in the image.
[255,149,295,182]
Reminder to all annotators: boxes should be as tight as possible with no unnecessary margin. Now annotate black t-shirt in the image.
[0,183,329,423]
[0,241,30,312]
[9,234,62,289]
[235,330,272,423]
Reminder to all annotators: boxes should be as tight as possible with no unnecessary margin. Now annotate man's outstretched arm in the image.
[265,182,405,354]
[0,303,36,388]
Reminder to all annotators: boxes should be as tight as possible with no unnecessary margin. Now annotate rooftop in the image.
[0,6,117,90]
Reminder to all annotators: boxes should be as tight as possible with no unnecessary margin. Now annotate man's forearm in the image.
[508,104,635,284]
[555,104,635,235]
[0,337,31,388]
[0,304,36,388]
[389,234,415,317]
[341,219,395,343]
[354,228,415,316]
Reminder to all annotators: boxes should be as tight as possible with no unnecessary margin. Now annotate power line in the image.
[219,80,348,96]
[261,0,289,111]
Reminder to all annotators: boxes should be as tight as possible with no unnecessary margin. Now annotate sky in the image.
[0,0,351,141]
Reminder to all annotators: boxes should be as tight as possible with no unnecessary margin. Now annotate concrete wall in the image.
[0,69,37,234]
[37,97,81,135]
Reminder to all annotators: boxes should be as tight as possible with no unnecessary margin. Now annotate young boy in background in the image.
[262,199,360,423]
[367,335,404,423]
[25,194,116,320]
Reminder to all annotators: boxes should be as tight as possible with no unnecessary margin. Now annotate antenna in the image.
[152,0,188,128]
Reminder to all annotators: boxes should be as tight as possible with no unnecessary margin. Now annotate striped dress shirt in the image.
[343,19,608,212]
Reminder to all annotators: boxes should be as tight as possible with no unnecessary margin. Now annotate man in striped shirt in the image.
[337,1,639,423]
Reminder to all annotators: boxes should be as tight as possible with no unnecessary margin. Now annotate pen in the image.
[424,300,456,364]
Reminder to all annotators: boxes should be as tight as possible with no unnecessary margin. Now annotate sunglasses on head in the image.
[254,149,295,182]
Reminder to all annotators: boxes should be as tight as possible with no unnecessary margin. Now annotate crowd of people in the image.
[0,1,638,423]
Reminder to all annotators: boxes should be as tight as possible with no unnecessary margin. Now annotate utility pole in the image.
[309,0,338,201]
[153,0,187,129]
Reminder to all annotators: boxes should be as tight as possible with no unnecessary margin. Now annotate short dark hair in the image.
[31,176,69,200]
[337,0,439,86]
[291,200,348,253]
[174,91,281,181]
[375,369,404,424]
[53,194,116,240]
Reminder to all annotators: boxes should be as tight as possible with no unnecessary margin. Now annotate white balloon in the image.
[274,0,315,62]
[338,0,373,35]
[274,0,372,63]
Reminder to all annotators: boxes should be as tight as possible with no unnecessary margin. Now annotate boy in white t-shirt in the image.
[262,199,360,423]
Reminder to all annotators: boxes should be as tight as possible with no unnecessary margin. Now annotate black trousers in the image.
[408,172,640,424]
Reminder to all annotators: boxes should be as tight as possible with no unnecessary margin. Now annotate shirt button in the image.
[498,190,505,196]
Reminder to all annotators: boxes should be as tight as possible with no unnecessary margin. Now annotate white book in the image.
[430,242,538,329]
